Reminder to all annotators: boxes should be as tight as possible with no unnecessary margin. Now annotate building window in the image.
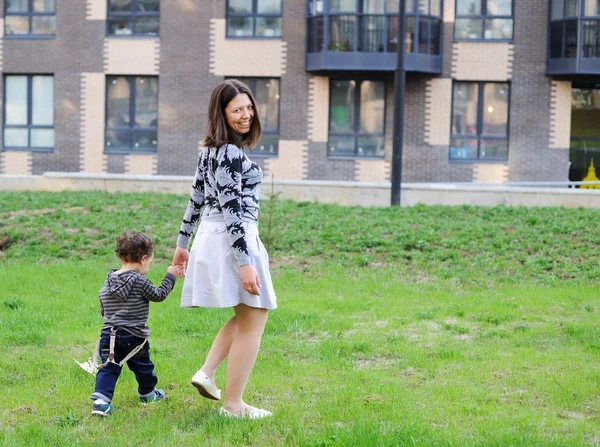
[328,79,385,158]
[3,75,54,151]
[309,0,442,55]
[583,0,600,58]
[450,81,510,161]
[234,78,280,155]
[550,0,580,59]
[226,0,282,38]
[4,0,56,36]
[569,85,600,182]
[454,0,513,40]
[107,0,159,36]
[105,76,158,153]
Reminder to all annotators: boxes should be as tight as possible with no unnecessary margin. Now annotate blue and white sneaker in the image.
[140,389,166,403]
[91,399,114,416]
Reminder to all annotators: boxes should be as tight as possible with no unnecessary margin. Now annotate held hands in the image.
[172,246,189,279]
[167,265,182,277]
[240,264,261,296]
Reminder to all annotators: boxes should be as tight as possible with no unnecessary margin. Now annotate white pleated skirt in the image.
[180,220,277,309]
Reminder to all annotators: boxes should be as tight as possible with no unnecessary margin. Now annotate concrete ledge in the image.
[1,173,599,208]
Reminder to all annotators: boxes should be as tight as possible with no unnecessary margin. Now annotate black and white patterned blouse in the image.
[177,144,263,266]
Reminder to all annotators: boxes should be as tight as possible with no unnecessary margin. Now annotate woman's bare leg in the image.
[222,304,268,414]
[200,316,238,383]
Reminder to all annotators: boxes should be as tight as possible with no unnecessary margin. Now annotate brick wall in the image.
[508,0,569,181]
[0,0,575,184]
[2,0,104,174]
[157,0,223,175]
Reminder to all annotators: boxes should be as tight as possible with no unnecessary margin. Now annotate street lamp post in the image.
[390,0,406,206]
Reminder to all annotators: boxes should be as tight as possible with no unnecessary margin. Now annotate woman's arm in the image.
[215,144,251,267]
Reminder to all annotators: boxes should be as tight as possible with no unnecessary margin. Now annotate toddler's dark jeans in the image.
[90,328,157,403]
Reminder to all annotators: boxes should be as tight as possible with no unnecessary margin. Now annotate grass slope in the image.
[0,191,598,446]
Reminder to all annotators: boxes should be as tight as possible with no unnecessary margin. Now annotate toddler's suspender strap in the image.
[95,327,148,370]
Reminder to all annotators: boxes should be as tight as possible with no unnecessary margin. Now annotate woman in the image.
[172,80,276,419]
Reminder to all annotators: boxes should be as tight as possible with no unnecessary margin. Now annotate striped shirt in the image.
[99,269,176,338]
[177,144,263,266]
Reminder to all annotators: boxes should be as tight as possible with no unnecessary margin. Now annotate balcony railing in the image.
[306,12,443,73]
[548,0,600,75]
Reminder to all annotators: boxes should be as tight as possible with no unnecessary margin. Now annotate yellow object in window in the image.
[581,158,599,189]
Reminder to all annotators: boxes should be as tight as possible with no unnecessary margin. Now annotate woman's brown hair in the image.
[203,79,262,149]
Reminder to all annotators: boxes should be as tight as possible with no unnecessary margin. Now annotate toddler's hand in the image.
[167,265,179,277]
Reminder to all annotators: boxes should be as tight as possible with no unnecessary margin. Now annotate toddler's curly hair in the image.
[115,231,155,263]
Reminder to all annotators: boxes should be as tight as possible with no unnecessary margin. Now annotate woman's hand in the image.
[172,246,189,278]
[240,264,261,295]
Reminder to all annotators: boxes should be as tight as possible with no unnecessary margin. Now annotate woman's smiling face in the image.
[225,93,254,135]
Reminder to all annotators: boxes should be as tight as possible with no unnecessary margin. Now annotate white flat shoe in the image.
[219,405,273,419]
[191,370,221,400]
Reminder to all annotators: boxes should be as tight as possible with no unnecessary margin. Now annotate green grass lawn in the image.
[0,191,599,446]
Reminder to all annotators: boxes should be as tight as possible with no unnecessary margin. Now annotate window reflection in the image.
[328,80,385,158]
[3,75,54,149]
[105,76,158,152]
[569,87,600,183]
[450,82,510,161]
[455,0,513,40]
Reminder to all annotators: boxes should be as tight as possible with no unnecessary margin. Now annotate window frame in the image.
[449,81,511,162]
[104,75,159,154]
[226,77,281,156]
[2,74,55,152]
[327,78,387,159]
[4,0,56,38]
[106,0,160,37]
[454,0,514,42]
[226,0,283,39]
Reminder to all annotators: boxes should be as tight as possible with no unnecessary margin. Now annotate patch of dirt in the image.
[353,355,398,370]
[364,394,384,403]
[453,333,471,341]
[269,255,316,269]
[0,235,11,255]
[299,330,329,344]
[3,208,55,218]
[10,406,36,415]
[557,411,585,420]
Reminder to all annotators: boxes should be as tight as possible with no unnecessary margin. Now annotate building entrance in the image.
[570,84,600,187]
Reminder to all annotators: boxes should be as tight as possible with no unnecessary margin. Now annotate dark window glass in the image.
[3,75,54,150]
[308,16,325,52]
[328,79,386,158]
[454,0,513,40]
[226,0,282,38]
[105,76,158,153]
[450,81,510,161]
[107,0,159,36]
[565,19,579,57]
[550,21,565,58]
[418,17,440,54]
[359,15,385,51]
[4,0,55,36]
[329,15,356,51]
[230,78,280,155]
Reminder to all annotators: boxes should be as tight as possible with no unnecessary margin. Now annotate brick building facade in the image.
[1,0,599,185]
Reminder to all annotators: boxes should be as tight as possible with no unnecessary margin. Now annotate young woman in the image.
[172,80,277,419]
